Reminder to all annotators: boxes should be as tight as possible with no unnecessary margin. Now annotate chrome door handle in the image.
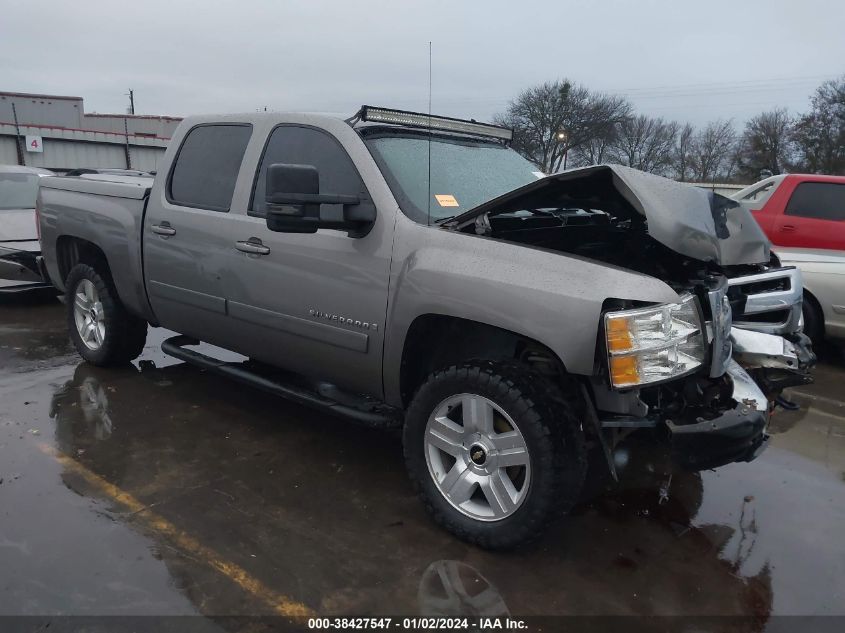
[151,223,176,236]
[235,240,270,255]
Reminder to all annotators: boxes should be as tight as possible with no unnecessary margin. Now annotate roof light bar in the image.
[358,105,513,142]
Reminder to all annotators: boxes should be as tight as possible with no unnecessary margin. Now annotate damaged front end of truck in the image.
[445,164,815,472]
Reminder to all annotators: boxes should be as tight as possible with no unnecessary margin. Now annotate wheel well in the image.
[803,288,822,313]
[399,314,567,406]
[56,236,109,286]
[802,288,824,336]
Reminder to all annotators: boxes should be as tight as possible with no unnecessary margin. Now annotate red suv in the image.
[734,174,845,251]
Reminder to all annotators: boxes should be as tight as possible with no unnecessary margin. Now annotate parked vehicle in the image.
[0,164,55,294]
[733,174,845,251]
[38,107,814,548]
[734,175,845,344]
[773,247,845,343]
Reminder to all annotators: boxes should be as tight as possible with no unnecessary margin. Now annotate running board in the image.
[161,335,402,429]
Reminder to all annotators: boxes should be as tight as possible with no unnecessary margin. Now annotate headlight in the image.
[604,294,705,389]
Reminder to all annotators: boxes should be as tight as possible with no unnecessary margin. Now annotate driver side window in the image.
[250,126,367,218]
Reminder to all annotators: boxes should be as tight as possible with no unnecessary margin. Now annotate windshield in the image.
[0,173,40,210]
[365,134,540,223]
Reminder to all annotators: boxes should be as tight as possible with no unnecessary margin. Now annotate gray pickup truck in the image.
[38,106,814,548]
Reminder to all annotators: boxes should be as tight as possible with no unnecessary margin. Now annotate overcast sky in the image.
[2,0,843,128]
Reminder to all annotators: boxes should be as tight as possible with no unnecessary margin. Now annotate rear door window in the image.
[785,182,845,221]
[0,173,40,210]
[167,124,252,211]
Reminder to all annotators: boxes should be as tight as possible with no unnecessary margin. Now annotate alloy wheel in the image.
[424,393,531,521]
[73,279,106,351]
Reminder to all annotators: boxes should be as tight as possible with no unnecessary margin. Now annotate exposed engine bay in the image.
[452,166,764,283]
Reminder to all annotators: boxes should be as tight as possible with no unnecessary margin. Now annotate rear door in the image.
[774,181,845,250]
[143,123,252,345]
[220,124,393,397]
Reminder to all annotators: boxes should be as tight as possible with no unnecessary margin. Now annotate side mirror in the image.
[264,163,376,237]
[265,163,321,234]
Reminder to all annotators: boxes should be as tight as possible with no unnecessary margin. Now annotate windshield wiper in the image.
[436,206,585,228]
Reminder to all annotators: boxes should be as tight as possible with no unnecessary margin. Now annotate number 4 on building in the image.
[25,135,44,153]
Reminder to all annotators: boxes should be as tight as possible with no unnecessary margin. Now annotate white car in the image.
[774,247,845,344]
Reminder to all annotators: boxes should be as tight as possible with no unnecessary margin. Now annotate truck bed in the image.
[39,174,156,322]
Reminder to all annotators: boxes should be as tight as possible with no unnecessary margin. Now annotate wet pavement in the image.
[1,299,844,624]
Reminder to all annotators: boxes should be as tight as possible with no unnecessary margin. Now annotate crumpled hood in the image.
[450,164,770,266]
[0,208,37,243]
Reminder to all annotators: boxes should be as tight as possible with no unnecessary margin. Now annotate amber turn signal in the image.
[606,317,633,352]
[609,355,640,387]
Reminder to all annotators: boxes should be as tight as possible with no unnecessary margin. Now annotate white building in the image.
[0,91,181,172]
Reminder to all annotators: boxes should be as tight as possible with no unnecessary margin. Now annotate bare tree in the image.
[735,108,794,180]
[495,80,631,172]
[792,76,845,174]
[690,120,737,182]
[672,123,696,181]
[569,125,617,167]
[607,115,679,175]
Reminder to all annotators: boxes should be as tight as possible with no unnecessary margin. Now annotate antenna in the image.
[427,41,432,226]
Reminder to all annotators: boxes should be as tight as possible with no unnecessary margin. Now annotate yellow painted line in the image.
[36,443,314,617]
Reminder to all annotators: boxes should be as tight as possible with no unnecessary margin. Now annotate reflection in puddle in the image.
[77,376,113,439]
[418,561,509,618]
[50,366,117,449]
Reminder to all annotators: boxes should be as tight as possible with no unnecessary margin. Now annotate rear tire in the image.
[65,263,148,366]
[403,360,587,549]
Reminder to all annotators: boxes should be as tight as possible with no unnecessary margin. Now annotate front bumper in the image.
[666,268,814,470]
[667,361,769,470]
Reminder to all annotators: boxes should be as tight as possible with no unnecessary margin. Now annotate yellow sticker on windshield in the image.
[435,194,459,207]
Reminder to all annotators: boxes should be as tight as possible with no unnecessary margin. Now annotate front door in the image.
[774,180,845,250]
[221,125,392,397]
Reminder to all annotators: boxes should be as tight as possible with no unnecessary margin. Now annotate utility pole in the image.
[127,89,135,115]
[11,103,25,166]
[123,117,132,170]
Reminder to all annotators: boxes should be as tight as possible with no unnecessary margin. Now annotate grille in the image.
[728,267,803,335]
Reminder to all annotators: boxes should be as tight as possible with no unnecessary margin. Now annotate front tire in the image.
[403,361,587,549]
[66,263,148,366]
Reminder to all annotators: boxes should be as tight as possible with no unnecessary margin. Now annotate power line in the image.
[607,73,839,94]
[622,85,824,100]
[387,72,840,108]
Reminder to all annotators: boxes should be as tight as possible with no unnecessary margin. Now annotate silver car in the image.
[0,164,55,294]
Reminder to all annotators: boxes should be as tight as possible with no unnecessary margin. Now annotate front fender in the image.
[382,218,680,406]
